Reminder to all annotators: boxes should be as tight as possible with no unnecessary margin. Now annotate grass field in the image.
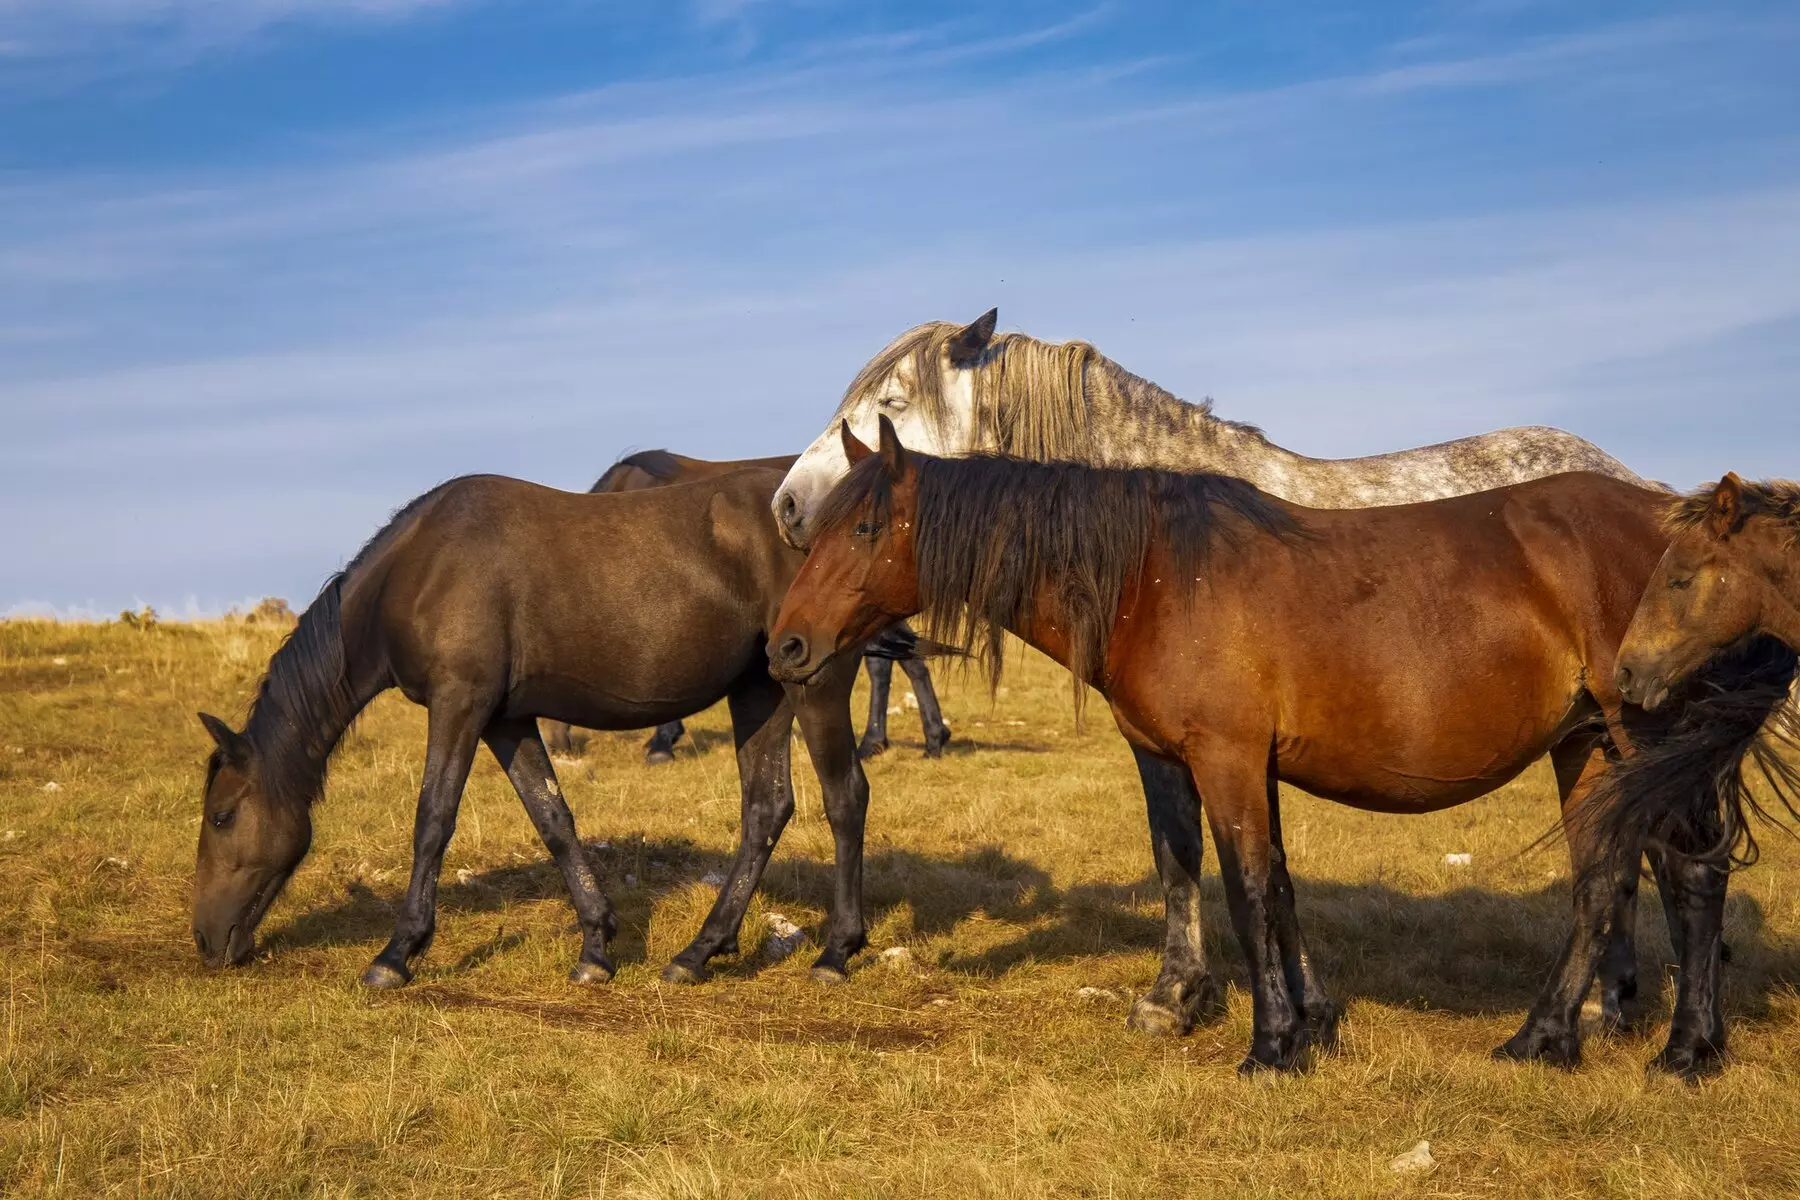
[2,615,1798,1197]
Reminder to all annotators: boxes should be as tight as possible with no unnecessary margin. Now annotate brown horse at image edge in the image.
[767,417,1795,1077]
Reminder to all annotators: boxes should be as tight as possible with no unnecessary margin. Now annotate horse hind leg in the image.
[361,690,489,989]
[644,720,685,765]
[858,655,894,760]
[899,651,952,758]
[484,716,618,983]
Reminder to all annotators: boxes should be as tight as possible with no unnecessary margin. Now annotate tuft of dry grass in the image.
[1,617,1798,1197]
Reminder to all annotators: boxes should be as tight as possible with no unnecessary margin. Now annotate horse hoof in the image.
[569,959,615,985]
[360,962,412,990]
[1493,1026,1581,1068]
[857,739,890,761]
[644,750,675,766]
[1650,1042,1724,1083]
[1126,997,1193,1038]
[809,964,850,986]
[923,729,951,759]
[1304,1009,1342,1053]
[660,961,709,986]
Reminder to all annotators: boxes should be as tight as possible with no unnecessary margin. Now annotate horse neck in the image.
[1763,548,1800,651]
[242,578,389,810]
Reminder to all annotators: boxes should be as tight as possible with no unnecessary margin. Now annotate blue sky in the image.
[3,0,1798,614]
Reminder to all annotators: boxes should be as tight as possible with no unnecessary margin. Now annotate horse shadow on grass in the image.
[263,840,1800,1019]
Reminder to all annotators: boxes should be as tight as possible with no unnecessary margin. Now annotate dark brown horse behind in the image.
[194,467,883,991]
[768,418,1794,1077]
[543,449,951,763]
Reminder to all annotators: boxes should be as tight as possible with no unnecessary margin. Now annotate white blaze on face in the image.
[772,352,976,547]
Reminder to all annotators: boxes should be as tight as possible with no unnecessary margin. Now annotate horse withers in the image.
[766,418,1792,1078]
[193,467,880,991]
[543,449,950,763]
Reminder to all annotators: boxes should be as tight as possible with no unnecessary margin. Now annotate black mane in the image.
[818,452,1297,710]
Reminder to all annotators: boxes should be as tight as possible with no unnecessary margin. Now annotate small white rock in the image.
[1076,986,1118,1002]
[1444,852,1472,867]
[700,871,727,887]
[764,912,807,960]
[886,706,903,716]
[42,781,61,793]
[455,868,474,885]
[1,830,17,841]
[51,656,67,666]
[101,856,129,871]
[928,997,952,1007]
[623,874,638,886]
[595,841,611,851]
[901,692,919,710]
[879,946,913,968]
[1388,1141,1435,1173]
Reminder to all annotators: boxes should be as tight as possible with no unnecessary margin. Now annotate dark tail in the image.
[1586,638,1800,870]
[863,623,965,662]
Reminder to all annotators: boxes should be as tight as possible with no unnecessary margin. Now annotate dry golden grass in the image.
[2,617,1799,1198]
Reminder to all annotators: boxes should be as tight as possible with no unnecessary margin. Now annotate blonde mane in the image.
[835,323,1264,462]
[1668,479,1800,547]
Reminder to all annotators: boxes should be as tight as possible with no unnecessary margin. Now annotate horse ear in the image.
[840,419,874,465]
[1708,473,1746,538]
[198,712,248,762]
[946,308,997,367]
[877,414,908,478]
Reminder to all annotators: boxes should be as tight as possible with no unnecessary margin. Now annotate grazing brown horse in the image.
[767,418,1793,1076]
[543,449,950,763]
[193,468,881,990]
[1617,474,1800,709]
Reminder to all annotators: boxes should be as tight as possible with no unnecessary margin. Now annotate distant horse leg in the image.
[644,720,685,766]
[899,651,952,758]
[858,655,894,760]
[1650,829,1729,1080]
[1126,748,1220,1037]
[1189,743,1306,1072]
[662,676,795,984]
[361,692,488,989]
[1551,731,1645,1032]
[1266,778,1339,1050]
[1497,739,1629,1065]
[483,716,618,984]
[543,720,576,756]
[793,658,871,982]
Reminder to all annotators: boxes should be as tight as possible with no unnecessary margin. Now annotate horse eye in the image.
[879,397,909,412]
[1668,576,1693,591]
[854,521,883,538]
[209,809,236,830]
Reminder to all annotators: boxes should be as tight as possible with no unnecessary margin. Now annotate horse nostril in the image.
[194,927,211,958]
[778,492,799,526]
[1616,665,1634,691]
[779,634,808,667]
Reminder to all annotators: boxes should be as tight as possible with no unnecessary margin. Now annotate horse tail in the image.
[591,449,684,493]
[1586,638,1800,871]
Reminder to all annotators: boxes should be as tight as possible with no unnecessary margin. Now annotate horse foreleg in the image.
[1189,742,1307,1072]
[662,676,795,984]
[1126,748,1221,1037]
[484,716,618,984]
[1498,739,1628,1066]
[362,692,486,989]
[1651,845,1729,1081]
[1266,776,1339,1051]
[792,658,871,982]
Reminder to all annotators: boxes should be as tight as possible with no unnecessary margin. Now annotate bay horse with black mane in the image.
[193,467,888,990]
[543,448,950,763]
[768,418,1794,1077]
